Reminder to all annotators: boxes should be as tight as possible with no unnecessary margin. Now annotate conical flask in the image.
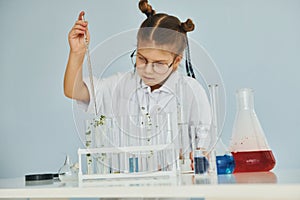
[230,88,276,172]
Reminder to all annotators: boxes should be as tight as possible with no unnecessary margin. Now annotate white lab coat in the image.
[78,70,211,153]
[79,70,211,121]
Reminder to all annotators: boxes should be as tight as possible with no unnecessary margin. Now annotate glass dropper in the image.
[82,14,98,116]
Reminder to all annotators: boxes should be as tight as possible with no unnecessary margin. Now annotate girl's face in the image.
[135,48,181,91]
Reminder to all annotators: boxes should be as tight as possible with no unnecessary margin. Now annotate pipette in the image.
[82,14,98,116]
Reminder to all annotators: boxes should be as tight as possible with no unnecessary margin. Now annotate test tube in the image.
[146,113,154,172]
[85,119,93,174]
[157,113,165,171]
[178,123,190,172]
[153,113,163,172]
[208,84,219,176]
[119,116,129,173]
[138,114,147,172]
[94,117,110,175]
[166,113,176,172]
[117,116,126,173]
[111,118,121,173]
[106,118,114,174]
[128,115,139,173]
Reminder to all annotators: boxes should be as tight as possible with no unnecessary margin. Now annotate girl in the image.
[64,0,211,170]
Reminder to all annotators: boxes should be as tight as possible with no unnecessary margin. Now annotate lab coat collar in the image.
[139,71,179,94]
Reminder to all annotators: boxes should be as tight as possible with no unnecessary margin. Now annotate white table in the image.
[0,169,299,200]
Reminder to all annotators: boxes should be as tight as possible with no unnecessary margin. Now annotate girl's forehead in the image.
[137,48,174,60]
[137,40,180,55]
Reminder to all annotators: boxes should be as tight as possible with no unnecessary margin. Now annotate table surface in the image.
[0,169,300,200]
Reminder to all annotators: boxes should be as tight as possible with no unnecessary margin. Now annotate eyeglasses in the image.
[130,49,175,74]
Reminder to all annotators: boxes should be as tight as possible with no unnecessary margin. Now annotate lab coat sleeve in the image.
[76,73,124,114]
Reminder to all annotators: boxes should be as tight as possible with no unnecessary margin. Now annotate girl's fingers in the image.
[69,11,88,38]
[72,30,85,36]
[73,24,87,32]
[78,11,85,21]
[74,20,88,27]
[69,11,89,42]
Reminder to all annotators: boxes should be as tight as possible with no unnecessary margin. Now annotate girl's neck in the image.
[150,71,174,92]
[150,84,161,92]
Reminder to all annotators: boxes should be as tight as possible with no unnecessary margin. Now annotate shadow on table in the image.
[233,171,277,184]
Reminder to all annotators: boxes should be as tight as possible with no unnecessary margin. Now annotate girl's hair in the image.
[137,0,196,78]
[137,0,194,54]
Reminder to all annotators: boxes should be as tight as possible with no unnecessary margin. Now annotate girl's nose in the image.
[144,63,154,73]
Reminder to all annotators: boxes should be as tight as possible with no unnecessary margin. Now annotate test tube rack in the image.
[77,143,177,182]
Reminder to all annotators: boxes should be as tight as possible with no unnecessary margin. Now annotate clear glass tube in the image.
[85,119,93,174]
[93,116,110,174]
[208,84,219,176]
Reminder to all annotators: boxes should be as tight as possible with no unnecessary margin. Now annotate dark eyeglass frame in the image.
[130,49,176,74]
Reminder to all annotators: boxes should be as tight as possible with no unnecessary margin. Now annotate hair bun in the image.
[181,19,195,32]
[139,0,156,17]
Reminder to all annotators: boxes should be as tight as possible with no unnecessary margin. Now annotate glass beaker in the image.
[230,88,276,172]
[191,124,211,175]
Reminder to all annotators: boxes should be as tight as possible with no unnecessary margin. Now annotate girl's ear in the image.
[172,55,182,71]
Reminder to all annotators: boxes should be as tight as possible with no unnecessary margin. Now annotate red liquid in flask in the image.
[231,150,275,173]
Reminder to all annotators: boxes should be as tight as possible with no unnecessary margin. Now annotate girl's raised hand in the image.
[68,11,90,55]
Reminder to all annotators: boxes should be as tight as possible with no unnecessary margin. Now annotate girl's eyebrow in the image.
[137,52,170,62]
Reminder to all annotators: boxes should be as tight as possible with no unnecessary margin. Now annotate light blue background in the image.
[0,0,299,178]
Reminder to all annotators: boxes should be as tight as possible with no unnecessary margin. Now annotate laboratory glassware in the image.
[215,139,235,174]
[207,84,219,176]
[176,76,191,172]
[82,14,98,116]
[77,113,177,182]
[93,116,111,174]
[84,119,94,174]
[192,124,210,175]
[58,155,78,182]
[230,88,276,172]
[208,84,234,174]
[178,123,191,172]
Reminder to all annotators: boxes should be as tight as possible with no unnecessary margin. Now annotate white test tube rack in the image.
[78,143,177,182]
[79,112,178,182]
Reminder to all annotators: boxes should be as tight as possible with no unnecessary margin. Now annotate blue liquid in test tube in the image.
[194,156,209,174]
[129,157,139,173]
